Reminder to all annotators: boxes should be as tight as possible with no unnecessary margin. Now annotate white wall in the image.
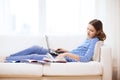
[95,0,120,80]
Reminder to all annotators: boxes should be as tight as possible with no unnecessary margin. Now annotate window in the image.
[0,0,95,35]
[0,0,40,35]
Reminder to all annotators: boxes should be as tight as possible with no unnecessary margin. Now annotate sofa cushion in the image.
[43,61,102,76]
[0,63,43,77]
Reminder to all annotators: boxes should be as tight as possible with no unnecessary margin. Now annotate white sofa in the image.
[0,35,112,80]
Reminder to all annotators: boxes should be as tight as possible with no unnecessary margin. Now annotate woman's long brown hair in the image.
[89,19,106,41]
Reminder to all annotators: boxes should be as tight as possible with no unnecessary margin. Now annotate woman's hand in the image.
[55,48,68,53]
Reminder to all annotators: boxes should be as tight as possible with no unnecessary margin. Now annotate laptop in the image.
[45,35,61,56]
[44,35,67,63]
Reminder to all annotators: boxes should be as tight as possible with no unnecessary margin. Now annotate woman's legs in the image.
[6,45,49,63]
[5,54,47,63]
[10,46,48,56]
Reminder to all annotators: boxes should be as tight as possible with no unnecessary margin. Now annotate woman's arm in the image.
[55,53,80,61]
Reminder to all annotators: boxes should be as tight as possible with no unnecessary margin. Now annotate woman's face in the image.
[87,24,97,39]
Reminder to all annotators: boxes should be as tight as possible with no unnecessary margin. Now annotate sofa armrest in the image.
[100,45,112,80]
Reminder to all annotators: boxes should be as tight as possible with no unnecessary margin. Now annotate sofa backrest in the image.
[0,35,86,56]
[47,35,86,51]
[92,41,104,62]
[0,35,47,56]
[0,35,102,62]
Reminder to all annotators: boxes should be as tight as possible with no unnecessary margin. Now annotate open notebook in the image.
[42,53,67,63]
[22,53,66,64]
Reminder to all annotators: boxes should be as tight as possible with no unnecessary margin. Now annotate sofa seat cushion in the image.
[43,61,102,76]
[0,63,43,77]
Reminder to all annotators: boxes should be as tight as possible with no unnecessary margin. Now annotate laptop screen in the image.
[45,35,51,53]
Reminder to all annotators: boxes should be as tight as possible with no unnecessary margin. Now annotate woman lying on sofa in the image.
[5,19,106,62]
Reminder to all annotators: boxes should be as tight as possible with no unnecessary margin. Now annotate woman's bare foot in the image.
[0,56,6,62]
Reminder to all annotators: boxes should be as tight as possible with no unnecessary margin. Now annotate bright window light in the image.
[9,0,39,35]
[0,0,95,35]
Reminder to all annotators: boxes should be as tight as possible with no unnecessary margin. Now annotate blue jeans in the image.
[5,46,49,62]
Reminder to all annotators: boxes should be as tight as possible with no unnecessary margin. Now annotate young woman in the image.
[5,19,106,62]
